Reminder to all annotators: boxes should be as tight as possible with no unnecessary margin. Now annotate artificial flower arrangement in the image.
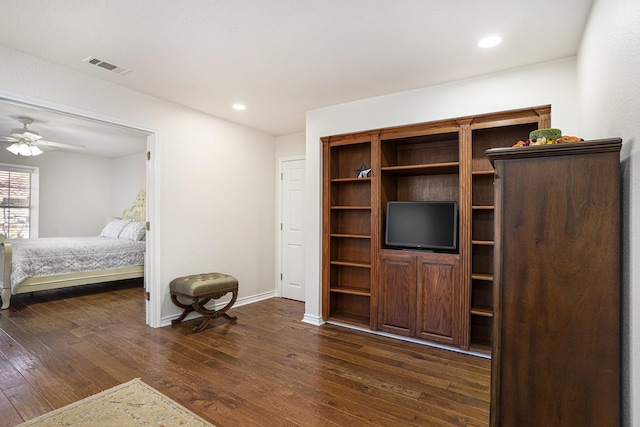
[512,128,584,147]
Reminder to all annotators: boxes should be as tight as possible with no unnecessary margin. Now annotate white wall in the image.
[0,45,277,321]
[110,152,147,218]
[578,0,640,424]
[276,131,305,159]
[304,57,579,325]
[0,149,136,236]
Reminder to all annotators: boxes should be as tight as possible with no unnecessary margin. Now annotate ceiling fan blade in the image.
[21,131,43,141]
[0,136,19,142]
[36,139,86,152]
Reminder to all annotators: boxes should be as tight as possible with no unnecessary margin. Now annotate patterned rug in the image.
[18,378,215,426]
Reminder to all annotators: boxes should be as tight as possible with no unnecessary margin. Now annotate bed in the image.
[0,190,146,309]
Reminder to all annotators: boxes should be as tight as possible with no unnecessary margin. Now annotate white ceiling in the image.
[0,99,148,158]
[0,0,593,155]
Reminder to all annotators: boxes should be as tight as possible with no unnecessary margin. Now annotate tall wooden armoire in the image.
[487,138,622,426]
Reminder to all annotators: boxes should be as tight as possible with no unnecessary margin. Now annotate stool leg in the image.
[171,293,194,325]
[220,291,238,321]
[192,316,213,333]
[190,290,238,332]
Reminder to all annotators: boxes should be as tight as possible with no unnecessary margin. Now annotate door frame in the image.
[0,90,161,327]
[277,155,305,300]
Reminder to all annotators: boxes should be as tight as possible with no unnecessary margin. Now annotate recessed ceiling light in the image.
[478,35,502,49]
[232,104,246,111]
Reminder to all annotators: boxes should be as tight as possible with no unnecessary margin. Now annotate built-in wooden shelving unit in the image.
[322,105,551,353]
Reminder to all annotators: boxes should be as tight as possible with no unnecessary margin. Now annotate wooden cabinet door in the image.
[416,253,459,345]
[378,251,416,337]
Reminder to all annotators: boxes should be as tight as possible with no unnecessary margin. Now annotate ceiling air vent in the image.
[82,56,131,75]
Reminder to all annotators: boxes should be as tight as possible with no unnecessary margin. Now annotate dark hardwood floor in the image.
[0,281,490,426]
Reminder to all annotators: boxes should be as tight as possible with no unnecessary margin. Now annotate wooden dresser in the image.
[487,138,622,426]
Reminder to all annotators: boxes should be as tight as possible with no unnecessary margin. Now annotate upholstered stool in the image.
[170,272,238,333]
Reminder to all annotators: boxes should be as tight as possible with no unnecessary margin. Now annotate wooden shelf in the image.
[328,311,371,327]
[471,273,493,281]
[472,205,494,210]
[330,260,371,269]
[472,170,495,176]
[330,233,371,239]
[472,240,494,246]
[331,177,372,183]
[471,307,494,317]
[469,343,492,354]
[329,286,371,297]
[381,161,459,176]
[330,205,371,210]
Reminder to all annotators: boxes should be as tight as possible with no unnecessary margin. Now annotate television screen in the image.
[385,201,458,251]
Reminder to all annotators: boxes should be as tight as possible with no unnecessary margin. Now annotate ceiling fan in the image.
[1,116,85,156]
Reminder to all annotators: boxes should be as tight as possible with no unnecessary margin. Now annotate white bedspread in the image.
[6,237,145,292]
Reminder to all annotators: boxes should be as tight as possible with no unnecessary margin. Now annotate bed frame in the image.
[0,190,146,309]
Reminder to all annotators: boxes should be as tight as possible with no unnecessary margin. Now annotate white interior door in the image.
[280,157,305,301]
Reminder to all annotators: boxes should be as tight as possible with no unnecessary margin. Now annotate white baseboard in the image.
[301,313,324,326]
[161,290,276,327]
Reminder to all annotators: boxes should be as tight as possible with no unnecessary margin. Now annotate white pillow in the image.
[99,219,132,239]
[119,221,146,241]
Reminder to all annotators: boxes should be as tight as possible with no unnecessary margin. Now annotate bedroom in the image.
[0,0,638,425]
[0,105,149,310]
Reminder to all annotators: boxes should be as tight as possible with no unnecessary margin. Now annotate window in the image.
[0,164,39,239]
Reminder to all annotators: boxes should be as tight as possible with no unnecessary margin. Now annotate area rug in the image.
[18,378,215,426]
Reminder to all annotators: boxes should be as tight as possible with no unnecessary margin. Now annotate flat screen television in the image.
[385,201,458,251]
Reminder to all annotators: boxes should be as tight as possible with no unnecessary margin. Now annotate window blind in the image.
[0,169,32,238]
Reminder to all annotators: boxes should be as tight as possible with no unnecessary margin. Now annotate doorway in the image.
[279,156,305,302]
[0,93,159,326]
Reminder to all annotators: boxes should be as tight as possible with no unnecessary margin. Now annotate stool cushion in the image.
[170,272,238,298]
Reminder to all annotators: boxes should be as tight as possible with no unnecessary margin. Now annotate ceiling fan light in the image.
[6,141,44,156]
[6,142,21,155]
[18,142,33,156]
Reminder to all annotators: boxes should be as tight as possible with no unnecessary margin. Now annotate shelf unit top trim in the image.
[321,105,551,145]
[323,132,378,146]
[379,123,460,140]
[467,104,550,127]
[470,115,541,131]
